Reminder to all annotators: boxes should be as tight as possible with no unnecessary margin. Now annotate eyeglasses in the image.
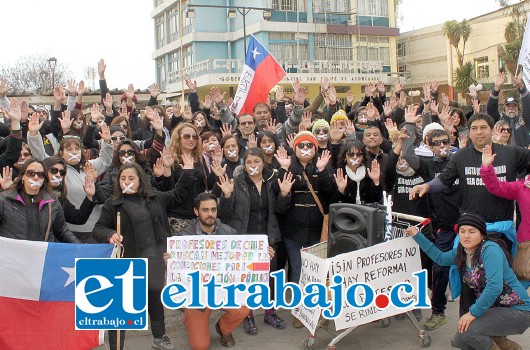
[24,170,46,179]
[49,167,67,176]
[314,129,329,134]
[296,142,314,149]
[111,136,127,142]
[431,139,450,146]
[181,134,199,140]
[500,128,512,133]
[347,151,363,157]
[240,121,255,126]
[118,149,135,157]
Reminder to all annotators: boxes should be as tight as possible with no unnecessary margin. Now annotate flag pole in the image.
[515,64,520,78]
[116,212,122,350]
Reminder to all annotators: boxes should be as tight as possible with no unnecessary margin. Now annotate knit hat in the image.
[292,131,319,150]
[312,119,330,134]
[330,109,348,124]
[422,122,444,142]
[456,213,487,235]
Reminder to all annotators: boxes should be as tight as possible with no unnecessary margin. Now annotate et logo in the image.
[75,259,148,330]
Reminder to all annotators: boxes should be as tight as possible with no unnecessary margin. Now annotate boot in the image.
[491,336,523,350]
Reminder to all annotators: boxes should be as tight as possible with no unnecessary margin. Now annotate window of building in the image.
[156,16,165,49]
[475,57,489,79]
[313,0,349,13]
[357,0,388,17]
[269,43,309,61]
[357,46,389,65]
[397,42,406,57]
[315,34,353,61]
[272,0,306,11]
[168,6,179,43]
[157,57,166,88]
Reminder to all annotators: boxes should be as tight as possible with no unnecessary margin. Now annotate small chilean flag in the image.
[0,237,115,350]
[231,35,286,116]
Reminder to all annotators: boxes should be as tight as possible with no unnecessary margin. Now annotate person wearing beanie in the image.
[275,130,334,328]
[330,109,348,130]
[406,213,530,350]
[312,119,331,156]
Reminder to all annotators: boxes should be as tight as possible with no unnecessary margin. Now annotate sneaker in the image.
[424,313,447,331]
[152,335,175,350]
[243,316,258,335]
[264,311,286,329]
[492,336,523,350]
[216,321,236,348]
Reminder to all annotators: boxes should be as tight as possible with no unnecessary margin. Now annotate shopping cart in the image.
[301,212,432,349]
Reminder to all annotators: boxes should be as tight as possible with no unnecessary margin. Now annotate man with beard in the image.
[487,72,530,148]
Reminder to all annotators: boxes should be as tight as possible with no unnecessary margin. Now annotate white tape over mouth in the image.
[316,134,327,140]
[29,179,43,188]
[397,162,409,170]
[439,147,448,156]
[73,121,84,129]
[350,158,360,165]
[50,175,63,184]
[17,161,27,165]
[227,150,238,158]
[196,121,204,127]
[301,149,312,157]
[359,117,367,123]
[208,144,216,150]
[121,182,136,194]
[68,153,81,162]
[249,166,260,175]
[262,145,274,153]
[121,156,133,164]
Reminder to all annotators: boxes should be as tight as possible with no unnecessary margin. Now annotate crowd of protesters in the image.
[0,58,529,350]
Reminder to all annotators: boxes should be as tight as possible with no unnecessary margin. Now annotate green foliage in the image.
[443,19,472,67]
[454,61,477,96]
[497,0,527,76]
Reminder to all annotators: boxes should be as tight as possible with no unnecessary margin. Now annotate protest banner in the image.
[292,249,331,335]
[329,237,424,331]
[166,234,269,306]
[517,14,530,88]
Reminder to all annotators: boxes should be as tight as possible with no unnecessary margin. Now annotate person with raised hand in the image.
[0,98,24,169]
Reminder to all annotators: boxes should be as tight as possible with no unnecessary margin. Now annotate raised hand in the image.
[90,104,102,123]
[327,86,337,105]
[53,84,65,103]
[77,80,86,96]
[66,80,77,96]
[276,85,285,101]
[103,93,113,110]
[98,122,111,143]
[384,118,398,133]
[405,104,420,124]
[161,146,175,168]
[316,149,331,171]
[422,83,431,101]
[59,110,73,132]
[301,111,313,130]
[365,82,374,97]
[28,113,44,136]
[220,124,233,138]
[150,83,160,98]
[83,162,98,182]
[439,105,451,124]
[150,112,164,132]
[431,81,439,92]
[482,144,496,167]
[366,102,378,120]
[125,84,135,99]
[397,91,407,108]
[377,81,386,95]
[274,146,292,170]
[98,59,106,79]
[83,149,91,162]
[210,86,225,105]
[278,172,295,197]
[492,124,502,143]
[202,94,212,109]
[346,89,355,106]
[346,120,356,137]
[267,119,278,133]
[180,153,194,169]
[395,80,405,93]
[0,166,13,190]
[217,174,234,197]
[293,85,307,105]
[459,134,468,149]
[430,100,439,115]
[185,79,197,92]
[320,77,330,94]
[383,100,393,117]
[0,78,7,97]
[182,105,193,121]
[514,76,525,90]
[329,121,344,143]
[334,168,348,194]
[211,160,227,177]
[494,72,506,91]
[83,175,95,200]
[472,98,480,114]
[247,133,257,149]
[286,134,295,149]
[366,159,381,184]
[389,94,398,110]
[153,158,165,177]
[20,100,29,122]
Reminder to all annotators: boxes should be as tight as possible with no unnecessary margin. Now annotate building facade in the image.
[152,0,401,102]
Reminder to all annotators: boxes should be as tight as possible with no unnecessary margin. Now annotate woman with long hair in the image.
[0,159,80,242]
[257,131,281,171]
[94,158,194,350]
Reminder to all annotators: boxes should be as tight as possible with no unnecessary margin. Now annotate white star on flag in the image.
[62,266,75,287]
[252,47,261,60]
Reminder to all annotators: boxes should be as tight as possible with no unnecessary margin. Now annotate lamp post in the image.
[47,57,57,91]
[186,4,272,58]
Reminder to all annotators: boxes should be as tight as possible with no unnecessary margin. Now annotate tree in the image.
[453,61,477,97]
[496,1,527,76]
[0,53,73,95]
[443,19,472,68]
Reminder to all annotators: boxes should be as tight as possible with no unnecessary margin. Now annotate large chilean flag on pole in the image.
[231,34,286,116]
[0,237,115,349]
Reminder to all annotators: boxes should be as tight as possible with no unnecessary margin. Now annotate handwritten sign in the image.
[166,235,269,306]
[292,250,331,335]
[329,237,424,331]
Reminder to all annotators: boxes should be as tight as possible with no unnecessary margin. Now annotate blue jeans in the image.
[283,238,320,283]
[431,229,456,315]
[453,308,530,349]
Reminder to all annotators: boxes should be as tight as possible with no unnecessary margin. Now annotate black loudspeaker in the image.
[327,203,387,258]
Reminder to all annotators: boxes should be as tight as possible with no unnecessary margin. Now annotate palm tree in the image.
[443,19,472,68]
[453,61,477,97]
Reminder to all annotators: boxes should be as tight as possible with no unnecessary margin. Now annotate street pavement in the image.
[96,296,530,350]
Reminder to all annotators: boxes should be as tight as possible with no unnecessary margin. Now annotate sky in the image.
[0,0,507,91]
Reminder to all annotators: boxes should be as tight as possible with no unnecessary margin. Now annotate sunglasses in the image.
[181,134,199,140]
[315,129,329,134]
[49,167,67,176]
[431,139,450,146]
[25,170,46,179]
[62,135,81,140]
[347,151,363,158]
[111,136,127,142]
[240,121,255,126]
[500,128,512,133]
[118,149,135,157]
[296,142,314,149]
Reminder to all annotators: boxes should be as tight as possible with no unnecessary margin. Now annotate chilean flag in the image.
[0,237,115,349]
[231,35,286,116]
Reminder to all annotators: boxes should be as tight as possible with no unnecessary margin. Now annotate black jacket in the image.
[0,190,80,243]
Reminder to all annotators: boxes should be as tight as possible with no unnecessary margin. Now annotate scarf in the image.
[345,165,366,204]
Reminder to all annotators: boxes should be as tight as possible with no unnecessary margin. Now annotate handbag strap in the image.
[302,172,325,216]
[44,204,52,242]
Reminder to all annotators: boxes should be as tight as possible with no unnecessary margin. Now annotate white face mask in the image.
[121,182,136,194]
[316,134,327,141]
[248,166,260,176]
[68,152,81,162]
[227,150,238,158]
[50,175,63,185]
[121,156,133,164]
[196,120,204,127]
[262,145,274,153]
[28,179,44,188]
[300,149,313,157]
[350,158,360,165]
[73,121,84,129]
